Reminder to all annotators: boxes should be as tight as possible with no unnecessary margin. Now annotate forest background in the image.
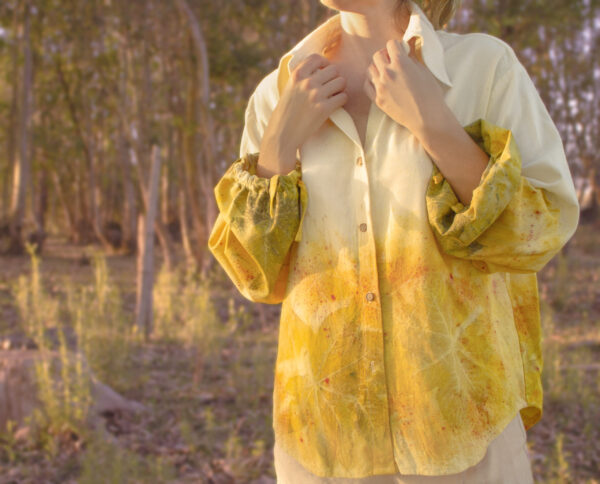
[0,0,598,483]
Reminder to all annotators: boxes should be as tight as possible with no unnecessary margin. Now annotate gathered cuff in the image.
[426,118,522,249]
[220,152,308,242]
[232,152,301,187]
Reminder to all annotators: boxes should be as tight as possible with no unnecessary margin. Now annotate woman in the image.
[208,0,580,482]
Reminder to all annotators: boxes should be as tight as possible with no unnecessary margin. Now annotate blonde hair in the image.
[395,0,462,30]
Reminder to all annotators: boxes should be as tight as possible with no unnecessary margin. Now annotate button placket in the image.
[357,152,378,309]
[349,142,395,463]
[354,147,393,449]
[356,150,380,310]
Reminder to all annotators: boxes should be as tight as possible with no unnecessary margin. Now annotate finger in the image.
[363,77,376,102]
[322,76,346,98]
[323,90,348,110]
[367,62,379,81]
[295,53,329,79]
[311,63,341,85]
[372,48,389,76]
[388,38,412,64]
[386,38,401,63]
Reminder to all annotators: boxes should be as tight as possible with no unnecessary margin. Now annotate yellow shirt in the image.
[208,0,580,478]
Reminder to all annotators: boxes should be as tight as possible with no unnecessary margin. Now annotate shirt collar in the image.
[277,0,453,96]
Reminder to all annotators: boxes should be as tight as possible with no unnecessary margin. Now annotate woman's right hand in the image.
[256,54,348,177]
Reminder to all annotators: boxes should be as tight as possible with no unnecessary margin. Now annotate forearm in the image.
[413,105,490,207]
[256,131,299,178]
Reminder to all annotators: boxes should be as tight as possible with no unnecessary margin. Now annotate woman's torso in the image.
[268,27,551,478]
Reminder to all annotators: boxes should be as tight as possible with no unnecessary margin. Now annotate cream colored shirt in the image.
[208,0,579,478]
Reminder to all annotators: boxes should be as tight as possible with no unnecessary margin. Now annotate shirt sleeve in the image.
[425,47,580,274]
[207,88,308,304]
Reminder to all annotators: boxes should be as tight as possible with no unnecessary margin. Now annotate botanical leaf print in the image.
[209,15,580,472]
[209,116,577,477]
[287,243,358,332]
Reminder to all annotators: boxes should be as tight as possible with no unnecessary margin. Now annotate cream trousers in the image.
[273,412,534,484]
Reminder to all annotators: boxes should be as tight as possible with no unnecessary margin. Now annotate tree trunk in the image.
[132,34,175,269]
[161,126,172,228]
[135,145,162,340]
[8,2,32,255]
[32,169,48,254]
[133,148,175,271]
[120,135,137,254]
[51,169,75,237]
[118,46,137,253]
[3,8,20,222]
[178,189,194,265]
[174,0,219,275]
[180,57,204,261]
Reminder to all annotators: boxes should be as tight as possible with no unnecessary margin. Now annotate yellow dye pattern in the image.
[208,1,579,478]
[209,120,571,477]
[209,154,307,304]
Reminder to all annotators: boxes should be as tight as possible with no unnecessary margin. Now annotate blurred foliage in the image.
[0,0,596,246]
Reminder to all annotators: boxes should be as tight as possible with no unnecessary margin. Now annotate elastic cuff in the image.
[230,152,306,242]
[426,118,522,247]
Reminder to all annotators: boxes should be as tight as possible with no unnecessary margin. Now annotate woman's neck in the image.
[333,1,411,69]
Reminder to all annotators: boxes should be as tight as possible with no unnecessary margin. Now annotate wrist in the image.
[266,129,298,157]
[412,105,457,150]
[259,133,298,173]
[256,154,297,179]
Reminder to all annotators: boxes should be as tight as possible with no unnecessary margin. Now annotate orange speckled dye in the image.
[208,1,579,478]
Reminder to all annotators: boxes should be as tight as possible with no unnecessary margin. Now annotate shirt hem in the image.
[273,401,530,478]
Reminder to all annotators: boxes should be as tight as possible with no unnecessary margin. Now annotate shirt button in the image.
[356,156,363,166]
[359,223,367,232]
[365,292,375,302]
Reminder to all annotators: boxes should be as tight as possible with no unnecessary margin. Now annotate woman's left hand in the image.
[364,37,446,134]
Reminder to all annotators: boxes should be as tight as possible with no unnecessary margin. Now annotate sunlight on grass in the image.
[10,243,93,457]
[541,297,562,401]
[78,428,176,484]
[550,432,572,484]
[69,250,138,393]
[13,242,60,347]
[153,261,226,386]
[550,250,569,312]
[5,245,152,476]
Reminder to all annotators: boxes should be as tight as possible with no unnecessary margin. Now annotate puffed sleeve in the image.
[207,86,308,304]
[425,47,580,274]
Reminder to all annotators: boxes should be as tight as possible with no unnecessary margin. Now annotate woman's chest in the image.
[297,108,436,251]
[343,90,372,148]
[295,56,481,225]
[333,62,373,148]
